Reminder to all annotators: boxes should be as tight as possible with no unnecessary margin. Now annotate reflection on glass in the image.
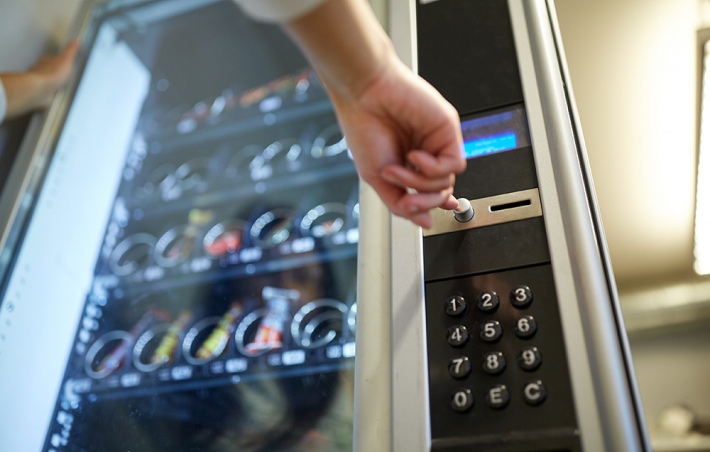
[36,1,359,451]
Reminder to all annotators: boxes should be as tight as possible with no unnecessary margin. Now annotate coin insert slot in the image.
[489,199,531,212]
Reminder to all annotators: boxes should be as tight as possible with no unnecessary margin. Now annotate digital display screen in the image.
[0,1,357,451]
[461,106,530,159]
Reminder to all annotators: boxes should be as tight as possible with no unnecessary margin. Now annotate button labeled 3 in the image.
[510,286,533,308]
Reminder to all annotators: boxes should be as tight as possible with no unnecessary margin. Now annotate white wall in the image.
[555,0,699,286]
[0,0,83,72]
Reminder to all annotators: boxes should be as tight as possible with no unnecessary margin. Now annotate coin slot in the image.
[489,199,531,212]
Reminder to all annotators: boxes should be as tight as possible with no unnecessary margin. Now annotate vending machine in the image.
[0,0,652,452]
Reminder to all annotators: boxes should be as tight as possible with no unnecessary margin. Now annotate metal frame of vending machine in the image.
[354,0,653,451]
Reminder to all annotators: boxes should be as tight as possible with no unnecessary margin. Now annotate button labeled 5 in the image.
[480,320,502,342]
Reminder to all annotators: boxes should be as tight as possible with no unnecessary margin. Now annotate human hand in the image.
[28,40,81,109]
[328,55,466,229]
[1,40,80,119]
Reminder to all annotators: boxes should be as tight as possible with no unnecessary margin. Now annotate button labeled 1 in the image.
[451,388,474,412]
[445,296,466,316]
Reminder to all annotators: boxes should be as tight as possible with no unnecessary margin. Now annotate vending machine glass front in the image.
[0,1,358,451]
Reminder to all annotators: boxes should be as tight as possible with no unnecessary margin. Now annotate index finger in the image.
[406,149,466,178]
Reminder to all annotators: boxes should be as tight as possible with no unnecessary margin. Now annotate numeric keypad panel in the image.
[425,264,577,441]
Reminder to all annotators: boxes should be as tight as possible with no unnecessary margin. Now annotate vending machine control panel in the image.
[418,1,580,450]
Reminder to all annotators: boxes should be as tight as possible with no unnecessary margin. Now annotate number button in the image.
[447,325,469,347]
[486,384,510,409]
[482,351,506,374]
[518,347,542,371]
[451,388,474,412]
[476,291,499,312]
[445,296,466,316]
[523,380,547,406]
[510,286,533,309]
[514,315,537,339]
[480,320,502,342]
[448,356,472,379]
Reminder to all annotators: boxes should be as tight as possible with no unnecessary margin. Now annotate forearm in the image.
[284,0,394,101]
[0,72,52,119]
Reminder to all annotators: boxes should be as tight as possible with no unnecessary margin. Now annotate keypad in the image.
[437,279,554,416]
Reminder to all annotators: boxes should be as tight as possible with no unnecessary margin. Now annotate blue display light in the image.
[463,133,517,158]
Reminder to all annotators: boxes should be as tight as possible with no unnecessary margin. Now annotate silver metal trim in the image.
[509,0,646,450]
[109,232,156,276]
[545,1,653,448]
[132,323,172,373]
[84,330,133,379]
[423,188,542,237]
[181,316,224,365]
[289,298,347,348]
[389,0,431,450]
[0,0,100,282]
[233,308,271,357]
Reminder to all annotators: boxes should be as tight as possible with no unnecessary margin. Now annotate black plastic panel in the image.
[425,264,579,447]
[417,0,524,116]
[454,146,538,201]
[423,217,550,282]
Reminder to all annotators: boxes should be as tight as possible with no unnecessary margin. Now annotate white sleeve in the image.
[0,78,7,124]
[235,0,326,22]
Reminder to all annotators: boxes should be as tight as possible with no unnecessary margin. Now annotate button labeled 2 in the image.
[477,291,499,312]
